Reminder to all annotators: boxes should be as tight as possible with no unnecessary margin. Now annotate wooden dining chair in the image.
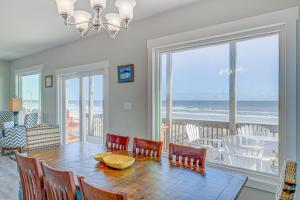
[41,162,77,200]
[106,133,130,151]
[168,143,207,175]
[78,176,127,200]
[133,137,163,159]
[15,153,46,200]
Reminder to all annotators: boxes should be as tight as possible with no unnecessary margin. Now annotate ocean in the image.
[23,100,279,125]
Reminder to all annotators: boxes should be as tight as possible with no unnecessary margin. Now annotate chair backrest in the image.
[15,153,46,200]
[24,113,39,128]
[106,133,130,151]
[275,160,297,200]
[222,135,264,158]
[133,137,163,158]
[41,162,77,200]
[0,111,14,129]
[78,176,127,200]
[185,124,200,142]
[168,143,207,175]
[237,125,274,137]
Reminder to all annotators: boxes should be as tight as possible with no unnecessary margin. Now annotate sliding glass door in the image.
[63,73,104,144]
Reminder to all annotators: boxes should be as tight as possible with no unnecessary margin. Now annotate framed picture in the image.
[118,64,134,83]
[45,75,53,88]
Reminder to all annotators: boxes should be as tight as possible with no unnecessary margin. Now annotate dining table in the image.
[27,142,248,200]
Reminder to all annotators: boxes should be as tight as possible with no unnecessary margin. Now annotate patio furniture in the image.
[133,137,163,159]
[275,160,297,200]
[185,124,223,148]
[222,135,265,171]
[78,176,128,200]
[237,124,277,138]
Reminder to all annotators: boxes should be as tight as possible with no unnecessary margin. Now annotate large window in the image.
[159,34,279,175]
[16,70,42,124]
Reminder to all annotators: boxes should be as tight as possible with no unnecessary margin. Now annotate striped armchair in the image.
[0,112,38,156]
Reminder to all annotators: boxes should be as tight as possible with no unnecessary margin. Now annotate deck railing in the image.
[162,118,278,147]
[85,113,104,137]
[83,114,278,147]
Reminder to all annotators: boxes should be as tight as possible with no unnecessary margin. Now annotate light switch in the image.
[124,102,132,110]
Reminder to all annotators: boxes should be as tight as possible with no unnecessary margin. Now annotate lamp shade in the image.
[73,10,92,31]
[115,0,136,20]
[55,0,77,16]
[105,13,122,32]
[8,98,22,112]
[90,0,106,9]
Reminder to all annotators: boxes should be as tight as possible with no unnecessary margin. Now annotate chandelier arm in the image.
[102,22,127,29]
[102,25,118,38]
[67,20,94,26]
[81,24,95,38]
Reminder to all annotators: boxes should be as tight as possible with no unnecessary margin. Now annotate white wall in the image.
[0,61,10,110]
[9,0,300,199]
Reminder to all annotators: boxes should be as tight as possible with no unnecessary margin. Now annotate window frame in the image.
[147,7,298,192]
[15,65,43,123]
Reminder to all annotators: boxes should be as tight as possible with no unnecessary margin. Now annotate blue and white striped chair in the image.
[0,112,38,156]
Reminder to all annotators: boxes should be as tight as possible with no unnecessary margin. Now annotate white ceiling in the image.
[0,0,200,61]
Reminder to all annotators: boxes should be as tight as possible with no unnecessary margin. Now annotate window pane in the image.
[20,74,41,123]
[235,34,279,174]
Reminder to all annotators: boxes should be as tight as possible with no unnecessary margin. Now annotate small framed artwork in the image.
[118,64,134,83]
[45,75,53,88]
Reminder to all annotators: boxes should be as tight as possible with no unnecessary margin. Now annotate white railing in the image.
[162,118,278,147]
[85,113,104,137]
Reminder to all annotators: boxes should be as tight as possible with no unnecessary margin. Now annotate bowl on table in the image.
[93,152,112,162]
[103,154,135,169]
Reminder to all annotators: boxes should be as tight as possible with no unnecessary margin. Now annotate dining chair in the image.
[41,162,77,200]
[106,133,130,151]
[15,153,46,200]
[275,160,297,200]
[133,137,163,159]
[78,176,127,200]
[168,143,207,175]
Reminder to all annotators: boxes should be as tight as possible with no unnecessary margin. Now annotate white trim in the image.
[147,7,298,193]
[56,61,110,145]
[15,64,44,123]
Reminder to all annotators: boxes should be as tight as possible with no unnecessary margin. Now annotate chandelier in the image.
[55,0,136,38]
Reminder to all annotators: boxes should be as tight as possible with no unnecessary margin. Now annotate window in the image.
[16,67,42,124]
[158,34,279,175]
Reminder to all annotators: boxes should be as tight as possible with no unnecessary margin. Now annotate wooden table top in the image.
[27,142,247,200]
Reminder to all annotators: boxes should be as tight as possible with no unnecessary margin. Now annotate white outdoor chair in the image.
[222,135,265,171]
[237,124,276,137]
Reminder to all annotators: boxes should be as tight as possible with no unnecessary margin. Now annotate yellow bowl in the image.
[93,152,112,162]
[103,154,135,169]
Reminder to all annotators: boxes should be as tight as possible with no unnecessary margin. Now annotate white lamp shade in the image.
[74,10,92,31]
[115,0,136,20]
[56,0,77,16]
[90,0,106,9]
[105,13,122,32]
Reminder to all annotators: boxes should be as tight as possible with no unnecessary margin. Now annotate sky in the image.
[21,34,279,102]
[161,34,279,101]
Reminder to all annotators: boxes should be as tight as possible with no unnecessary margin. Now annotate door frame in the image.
[56,61,110,145]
